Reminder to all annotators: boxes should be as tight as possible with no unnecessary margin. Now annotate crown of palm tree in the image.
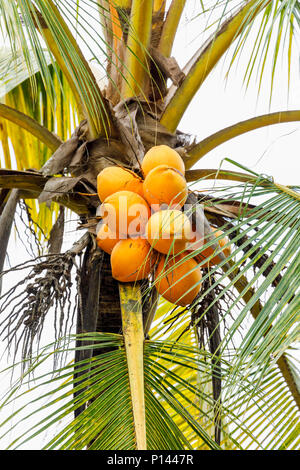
[0,0,299,450]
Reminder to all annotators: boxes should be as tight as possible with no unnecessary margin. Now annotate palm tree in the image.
[0,0,299,450]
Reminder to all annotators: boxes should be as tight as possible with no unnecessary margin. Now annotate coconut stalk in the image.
[119,282,147,450]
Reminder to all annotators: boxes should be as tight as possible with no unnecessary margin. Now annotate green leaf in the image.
[0,47,52,98]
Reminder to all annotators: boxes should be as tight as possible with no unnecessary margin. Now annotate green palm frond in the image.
[199,177,299,368]
[0,36,84,242]
[142,162,300,438]
[149,300,299,449]
[208,0,300,97]
[0,1,156,129]
[0,0,115,136]
[0,60,77,242]
[0,333,221,450]
[0,332,298,450]
[0,47,52,98]
[226,0,300,98]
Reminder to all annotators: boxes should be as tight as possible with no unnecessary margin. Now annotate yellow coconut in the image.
[155,254,202,306]
[145,209,192,255]
[141,145,185,177]
[143,165,188,210]
[99,190,151,237]
[111,238,157,282]
[194,227,231,267]
[97,166,144,202]
[96,223,120,254]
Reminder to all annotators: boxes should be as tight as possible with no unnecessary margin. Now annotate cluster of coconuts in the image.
[96,145,230,307]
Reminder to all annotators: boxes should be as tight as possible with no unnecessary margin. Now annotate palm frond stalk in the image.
[160,0,271,132]
[119,283,146,450]
[0,103,61,151]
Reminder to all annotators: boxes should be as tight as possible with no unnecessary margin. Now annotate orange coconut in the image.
[99,190,151,237]
[111,238,157,282]
[145,209,192,255]
[97,166,144,202]
[96,223,120,254]
[155,254,202,306]
[141,145,185,177]
[143,165,188,210]
[194,227,231,267]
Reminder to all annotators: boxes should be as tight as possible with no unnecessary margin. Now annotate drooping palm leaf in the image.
[0,42,81,243]
[0,47,52,98]
[0,333,222,450]
[1,332,298,449]
[146,164,300,431]
[0,0,116,137]
[149,297,299,449]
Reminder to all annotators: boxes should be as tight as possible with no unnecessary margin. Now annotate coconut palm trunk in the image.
[0,0,299,450]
